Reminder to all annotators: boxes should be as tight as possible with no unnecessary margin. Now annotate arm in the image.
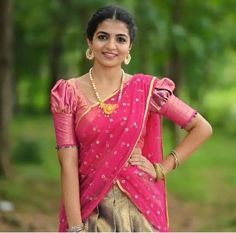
[129,78,212,178]
[50,79,84,230]
[58,147,83,228]
[129,113,212,178]
[161,113,213,174]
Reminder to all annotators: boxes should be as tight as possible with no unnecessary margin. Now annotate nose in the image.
[106,37,116,50]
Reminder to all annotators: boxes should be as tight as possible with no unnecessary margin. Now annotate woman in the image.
[51,5,212,232]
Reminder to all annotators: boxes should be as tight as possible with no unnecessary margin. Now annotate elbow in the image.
[198,113,213,139]
[192,113,213,140]
[202,120,213,140]
[206,122,213,138]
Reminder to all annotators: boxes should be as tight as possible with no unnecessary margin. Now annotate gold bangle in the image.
[159,163,166,178]
[68,224,85,232]
[170,150,180,169]
[154,163,166,181]
[173,150,181,167]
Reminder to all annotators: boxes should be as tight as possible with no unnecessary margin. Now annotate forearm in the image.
[162,114,212,174]
[61,166,83,227]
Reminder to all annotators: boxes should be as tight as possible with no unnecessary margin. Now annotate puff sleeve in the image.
[50,79,79,149]
[150,78,197,128]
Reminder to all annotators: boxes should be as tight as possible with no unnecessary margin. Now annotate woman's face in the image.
[88,19,131,67]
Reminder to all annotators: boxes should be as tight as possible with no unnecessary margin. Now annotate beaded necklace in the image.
[89,68,125,116]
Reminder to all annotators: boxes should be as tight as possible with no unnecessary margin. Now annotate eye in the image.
[117,36,127,43]
[97,34,108,40]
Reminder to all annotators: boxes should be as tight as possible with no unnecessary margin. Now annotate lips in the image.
[102,52,118,59]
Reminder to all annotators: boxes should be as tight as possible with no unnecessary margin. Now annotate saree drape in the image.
[51,74,197,232]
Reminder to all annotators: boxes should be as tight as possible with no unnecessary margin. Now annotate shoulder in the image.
[69,73,91,91]
[127,73,154,86]
[129,73,158,88]
[51,73,89,95]
[153,77,175,92]
[130,73,176,95]
[50,76,85,113]
[51,78,75,94]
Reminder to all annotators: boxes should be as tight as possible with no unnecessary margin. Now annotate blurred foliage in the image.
[12,139,42,164]
[1,0,236,231]
[12,0,236,135]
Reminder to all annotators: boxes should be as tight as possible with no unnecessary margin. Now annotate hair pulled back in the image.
[86,5,137,43]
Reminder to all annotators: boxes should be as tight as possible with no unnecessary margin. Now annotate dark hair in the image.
[86,6,137,43]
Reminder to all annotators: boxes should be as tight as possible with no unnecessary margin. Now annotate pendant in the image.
[99,102,118,116]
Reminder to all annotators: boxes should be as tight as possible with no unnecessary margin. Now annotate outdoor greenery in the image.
[0,0,236,231]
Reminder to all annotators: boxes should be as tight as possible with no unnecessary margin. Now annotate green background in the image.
[0,0,236,231]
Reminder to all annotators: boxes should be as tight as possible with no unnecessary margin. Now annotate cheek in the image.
[119,46,130,55]
[92,44,102,52]
[90,40,104,51]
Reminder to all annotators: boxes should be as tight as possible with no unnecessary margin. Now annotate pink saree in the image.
[51,74,197,232]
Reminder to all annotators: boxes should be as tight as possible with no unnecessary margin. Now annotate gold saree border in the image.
[164,178,169,227]
[116,181,132,199]
[115,76,155,188]
[115,76,170,228]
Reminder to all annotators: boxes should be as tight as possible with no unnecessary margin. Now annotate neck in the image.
[91,63,123,85]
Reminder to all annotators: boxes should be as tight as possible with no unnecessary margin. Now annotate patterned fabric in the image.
[150,78,197,128]
[85,185,157,232]
[51,80,79,148]
[51,74,197,232]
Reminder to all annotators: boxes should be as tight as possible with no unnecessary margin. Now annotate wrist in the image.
[67,223,85,232]
[154,163,166,181]
[160,159,172,175]
[169,150,180,169]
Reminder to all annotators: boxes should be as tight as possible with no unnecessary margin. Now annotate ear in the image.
[129,43,133,51]
[87,38,92,48]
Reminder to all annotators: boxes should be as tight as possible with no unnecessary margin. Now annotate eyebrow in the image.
[96,31,128,38]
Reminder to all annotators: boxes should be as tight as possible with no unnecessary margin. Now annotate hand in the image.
[128,147,156,178]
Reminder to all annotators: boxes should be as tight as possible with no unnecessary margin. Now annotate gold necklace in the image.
[89,68,125,116]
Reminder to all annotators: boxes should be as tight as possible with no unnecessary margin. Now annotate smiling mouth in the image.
[102,52,118,59]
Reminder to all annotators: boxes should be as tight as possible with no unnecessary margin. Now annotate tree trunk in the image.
[167,0,183,146]
[77,9,93,74]
[48,0,69,97]
[48,28,64,92]
[0,0,13,177]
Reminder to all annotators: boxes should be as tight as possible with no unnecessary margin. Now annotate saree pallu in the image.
[51,73,197,232]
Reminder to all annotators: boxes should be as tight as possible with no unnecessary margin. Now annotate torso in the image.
[71,73,134,104]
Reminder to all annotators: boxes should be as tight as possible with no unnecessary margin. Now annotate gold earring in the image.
[86,48,94,60]
[124,53,131,65]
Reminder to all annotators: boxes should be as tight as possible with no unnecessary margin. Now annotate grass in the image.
[163,126,236,231]
[166,129,236,202]
[1,115,236,231]
[1,114,60,215]
[10,114,60,182]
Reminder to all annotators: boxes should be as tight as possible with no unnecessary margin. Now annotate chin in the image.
[98,60,122,68]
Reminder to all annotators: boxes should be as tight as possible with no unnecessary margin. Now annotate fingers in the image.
[129,147,147,167]
[133,147,142,154]
[128,149,156,178]
[129,148,148,165]
[129,159,155,178]
[129,155,151,170]
[129,152,148,164]
[129,159,146,167]
[130,147,142,158]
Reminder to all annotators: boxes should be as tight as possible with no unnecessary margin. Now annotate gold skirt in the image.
[85,185,157,232]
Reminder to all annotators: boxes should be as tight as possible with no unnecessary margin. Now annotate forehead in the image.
[95,19,129,35]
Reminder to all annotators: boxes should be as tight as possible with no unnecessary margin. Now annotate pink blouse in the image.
[51,76,197,149]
